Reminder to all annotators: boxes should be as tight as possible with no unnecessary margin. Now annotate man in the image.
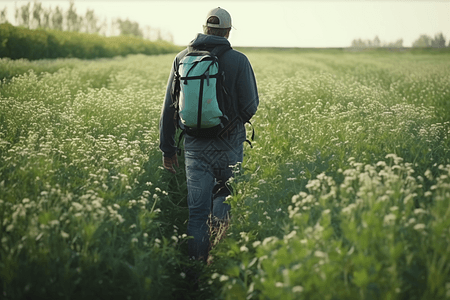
[159,7,259,261]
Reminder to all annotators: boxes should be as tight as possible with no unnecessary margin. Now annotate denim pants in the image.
[184,145,243,260]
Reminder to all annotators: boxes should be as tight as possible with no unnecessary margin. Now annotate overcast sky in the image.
[1,0,449,48]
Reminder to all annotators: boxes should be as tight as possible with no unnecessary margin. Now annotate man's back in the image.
[171,33,259,151]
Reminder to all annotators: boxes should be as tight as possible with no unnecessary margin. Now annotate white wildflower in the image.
[414,223,426,231]
[314,250,327,258]
[72,202,83,210]
[390,206,399,212]
[414,208,427,215]
[61,231,69,239]
[285,230,297,240]
[49,220,60,226]
[383,213,397,225]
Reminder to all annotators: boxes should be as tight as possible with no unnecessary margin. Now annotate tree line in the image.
[351,33,449,49]
[0,1,173,42]
[0,23,181,61]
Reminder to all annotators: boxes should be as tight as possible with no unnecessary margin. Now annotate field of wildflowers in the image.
[1,49,449,299]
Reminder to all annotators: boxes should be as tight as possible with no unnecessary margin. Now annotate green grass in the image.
[1,49,449,299]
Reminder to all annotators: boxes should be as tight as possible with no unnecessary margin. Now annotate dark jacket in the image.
[159,33,259,157]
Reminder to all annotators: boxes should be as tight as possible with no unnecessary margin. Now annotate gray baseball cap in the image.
[205,7,232,29]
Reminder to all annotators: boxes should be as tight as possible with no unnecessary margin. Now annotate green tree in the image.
[412,34,432,47]
[52,6,63,31]
[14,5,18,25]
[156,28,162,40]
[351,38,367,48]
[18,3,31,27]
[117,18,143,38]
[431,32,446,48]
[66,1,81,32]
[0,7,7,24]
[351,36,382,49]
[41,7,51,29]
[385,39,403,48]
[31,1,43,29]
[373,35,381,47]
[84,9,100,34]
[98,17,108,36]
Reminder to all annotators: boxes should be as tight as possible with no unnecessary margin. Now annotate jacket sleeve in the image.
[159,58,178,157]
[236,55,259,123]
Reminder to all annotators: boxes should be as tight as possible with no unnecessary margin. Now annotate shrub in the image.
[0,23,181,60]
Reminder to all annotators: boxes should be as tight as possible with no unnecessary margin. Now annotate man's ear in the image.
[225,28,231,39]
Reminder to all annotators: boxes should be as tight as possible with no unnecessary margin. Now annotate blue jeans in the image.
[184,145,243,260]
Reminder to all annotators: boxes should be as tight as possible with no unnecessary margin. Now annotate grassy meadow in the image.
[0,48,449,299]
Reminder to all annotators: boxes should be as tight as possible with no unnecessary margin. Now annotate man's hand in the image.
[163,154,179,174]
